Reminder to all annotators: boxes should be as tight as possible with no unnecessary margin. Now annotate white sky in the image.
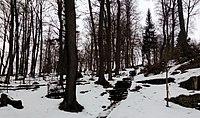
[137,0,157,25]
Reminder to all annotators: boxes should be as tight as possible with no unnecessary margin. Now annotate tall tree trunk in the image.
[125,39,129,67]
[46,29,52,74]
[39,1,43,76]
[0,18,9,75]
[88,0,98,72]
[94,0,110,87]
[171,0,176,57]
[2,56,9,76]
[131,47,134,66]
[24,15,31,83]
[111,19,116,69]
[185,0,191,37]
[106,0,112,80]
[90,37,94,71]
[35,33,40,75]
[21,0,31,83]
[59,0,83,112]
[160,0,167,62]
[14,0,19,80]
[177,0,190,56]
[57,0,64,85]
[30,3,38,78]
[5,0,15,84]
[115,0,121,75]
[125,0,131,68]
[19,12,26,76]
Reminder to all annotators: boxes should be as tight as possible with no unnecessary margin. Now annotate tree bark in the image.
[57,0,64,85]
[95,0,110,87]
[23,0,31,83]
[115,0,121,76]
[88,0,98,72]
[177,0,190,56]
[30,2,39,78]
[14,0,19,80]
[106,0,112,80]
[186,0,191,37]
[39,1,43,76]
[59,0,83,112]
[19,12,26,77]
[171,0,176,57]
[0,17,9,75]
[125,0,131,68]
[5,0,15,84]
[160,0,167,62]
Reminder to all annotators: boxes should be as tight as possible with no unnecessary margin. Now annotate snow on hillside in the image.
[0,63,200,118]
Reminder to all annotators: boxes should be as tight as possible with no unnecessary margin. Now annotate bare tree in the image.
[59,0,83,112]
[0,1,10,75]
[156,0,179,61]
[30,0,40,77]
[184,0,200,36]
[177,0,190,56]
[171,0,176,56]
[14,0,19,80]
[95,0,110,87]
[88,0,99,73]
[5,0,15,84]
[115,0,121,76]
[159,0,170,62]
[57,0,64,85]
[106,0,112,80]
[39,0,44,76]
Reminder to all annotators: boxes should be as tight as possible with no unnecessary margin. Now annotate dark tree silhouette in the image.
[106,0,112,80]
[57,0,64,85]
[177,0,190,56]
[88,0,98,73]
[115,0,121,76]
[5,0,15,84]
[95,0,110,87]
[142,9,157,66]
[59,0,83,112]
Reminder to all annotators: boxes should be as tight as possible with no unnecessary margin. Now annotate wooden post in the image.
[6,82,8,93]
[194,76,198,90]
[166,66,169,107]
[47,83,50,95]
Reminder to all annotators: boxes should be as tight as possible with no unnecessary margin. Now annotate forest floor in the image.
[0,63,200,118]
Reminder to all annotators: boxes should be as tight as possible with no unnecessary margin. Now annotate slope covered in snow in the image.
[0,63,200,118]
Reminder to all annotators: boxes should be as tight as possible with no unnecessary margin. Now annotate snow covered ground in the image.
[0,64,200,118]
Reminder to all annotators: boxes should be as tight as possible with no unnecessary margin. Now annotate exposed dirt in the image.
[169,94,200,110]
[137,78,175,85]
[46,92,64,99]
[179,76,200,90]
[130,86,142,92]
[98,80,132,118]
